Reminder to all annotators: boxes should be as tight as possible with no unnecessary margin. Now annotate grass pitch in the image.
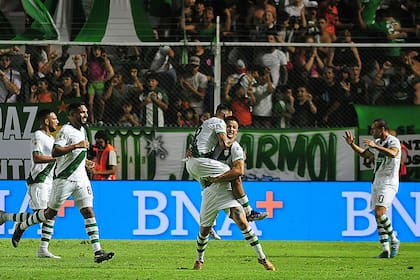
[0,239,419,280]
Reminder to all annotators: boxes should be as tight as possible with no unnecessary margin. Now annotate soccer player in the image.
[0,102,114,263]
[344,119,401,258]
[187,104,266,223]
[191,116,275,270]
[20,109,60,258]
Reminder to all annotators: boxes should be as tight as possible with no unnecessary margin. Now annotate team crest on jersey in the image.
[223,149,230,157]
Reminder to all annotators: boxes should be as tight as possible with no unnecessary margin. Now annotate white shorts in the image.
[186,157,240,226]
[371,183,398,210]
[49,179,93,211]
[186,157,230,186]
[200,182,241,227]
[27,182,52,210]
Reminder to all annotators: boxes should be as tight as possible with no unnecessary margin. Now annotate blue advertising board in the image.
[0,181,419,241]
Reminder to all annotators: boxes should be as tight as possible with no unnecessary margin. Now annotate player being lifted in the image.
[185,104,274,270]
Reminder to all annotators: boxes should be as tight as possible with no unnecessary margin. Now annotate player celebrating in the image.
[1,102,114,263]
[18,109,60,258]
[185,105,275,270]
[195,116,275,270]
[344,119,401,258]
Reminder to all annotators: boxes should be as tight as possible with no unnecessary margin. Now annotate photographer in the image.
[89,130,117,180]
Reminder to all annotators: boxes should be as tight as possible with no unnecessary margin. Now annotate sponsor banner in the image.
[0,102,356,181]
[0,181,419,241]
[111,128,356,181]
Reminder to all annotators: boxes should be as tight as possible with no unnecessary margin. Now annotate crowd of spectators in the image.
[0,0,419,129]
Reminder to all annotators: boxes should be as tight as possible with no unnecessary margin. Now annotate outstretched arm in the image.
[344,130,373,159]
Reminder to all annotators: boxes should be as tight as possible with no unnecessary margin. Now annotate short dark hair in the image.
[373,119,389,130]
[36,108,54,121]
[145,71,159,82]
[37,77,49,85]
[225,115,240,127]
[216,103,231,113]
[68,101,85,114]
[95,130,109,142]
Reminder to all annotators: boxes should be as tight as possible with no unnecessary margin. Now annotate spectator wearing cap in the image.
[0,50,22,103]
[179,56,209,115]
[139,72,169,128]
[190,37,214,79]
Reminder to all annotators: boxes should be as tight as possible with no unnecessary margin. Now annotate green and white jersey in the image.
[191,117,226,157]
[369,134,401,186]
[54,124,89,182]
[27,130,55,185]
[214,141,244,168]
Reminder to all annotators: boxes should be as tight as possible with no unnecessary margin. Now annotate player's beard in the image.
[49,125,57,132]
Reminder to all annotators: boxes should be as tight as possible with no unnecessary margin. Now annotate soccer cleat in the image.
[247,210,269,222]
[193,260,204,270]
[390,240,400,258]
[94,249,115,263]
[0,210,6,225]
[209,226,221,240]
[12,223,25,248]
[258,258,276,271]
[37,248,61,259]
[377,250,390,258]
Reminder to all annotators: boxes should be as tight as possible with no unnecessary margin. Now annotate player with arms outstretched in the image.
[344,119,401,258]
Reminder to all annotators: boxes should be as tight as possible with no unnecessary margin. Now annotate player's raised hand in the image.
[343,130,355,145]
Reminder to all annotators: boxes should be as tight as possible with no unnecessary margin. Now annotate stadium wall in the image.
[2,102,420,181]
[0,180,419,242]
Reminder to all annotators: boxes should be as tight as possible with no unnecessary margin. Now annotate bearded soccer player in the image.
[1,102,114,263]
[344,119,401,258]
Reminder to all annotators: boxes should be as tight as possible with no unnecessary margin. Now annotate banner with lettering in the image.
[123,128,356,181]
[1,180,419,241]
[0,101,356,181]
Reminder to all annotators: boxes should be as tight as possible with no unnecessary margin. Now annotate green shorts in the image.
[88,81,105,95]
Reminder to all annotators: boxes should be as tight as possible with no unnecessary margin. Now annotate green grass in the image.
[0,239,419,280]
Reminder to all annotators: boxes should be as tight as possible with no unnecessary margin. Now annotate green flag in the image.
[16,0,58,40]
